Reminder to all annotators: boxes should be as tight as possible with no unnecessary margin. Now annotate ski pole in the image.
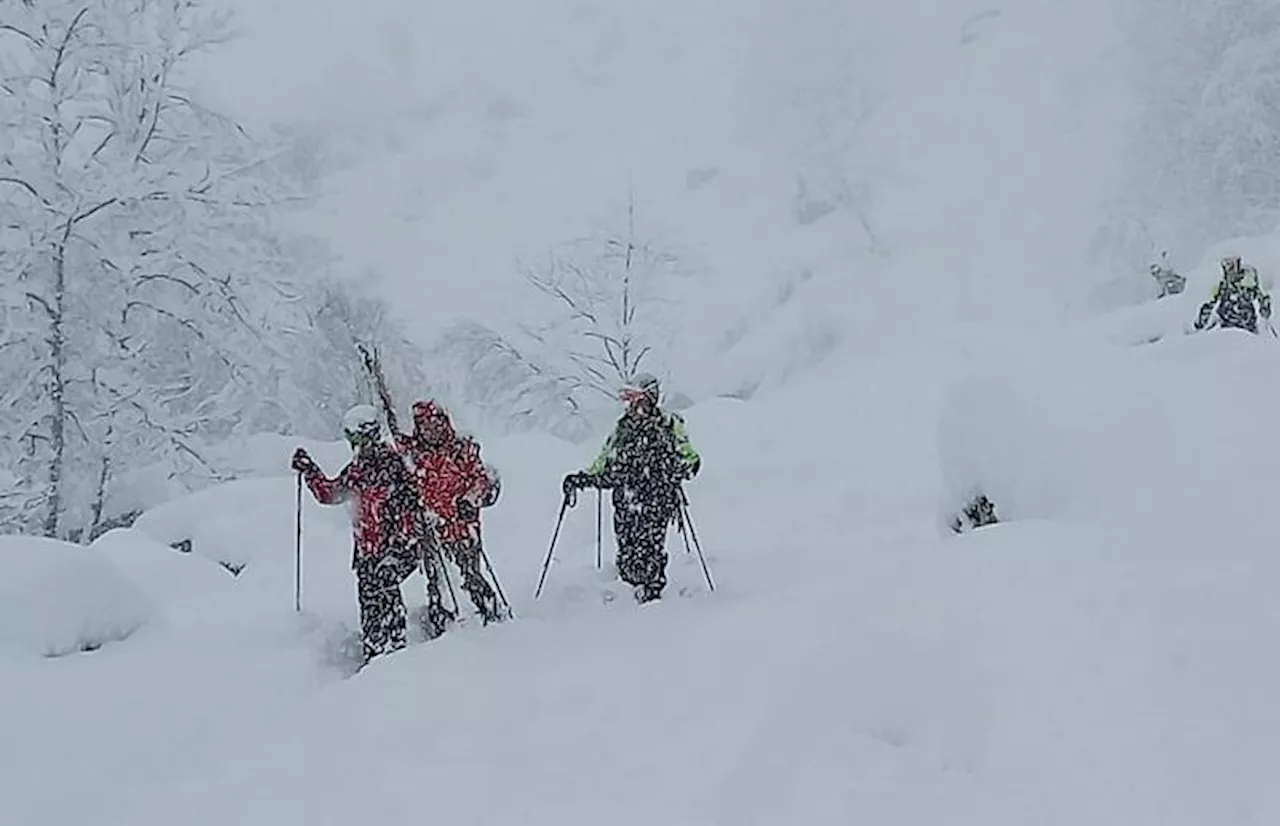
[419,541,458,628]
[479,547,514,619]
[436,546,461,616]
[679,489,715,592]
[595,490,603,569]
[676,505,713,590]
[675,500,691,554]
[534,496,570,599]
[294,472,303,612]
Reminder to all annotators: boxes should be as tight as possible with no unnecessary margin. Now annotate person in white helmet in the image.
[1149,251,1185,298]
[291,405,429,662]
[562,373,701,603]
[1195,254,1272,333]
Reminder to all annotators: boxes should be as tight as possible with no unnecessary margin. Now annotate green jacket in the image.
[585,409,700,482]
[1196,267,1272,332]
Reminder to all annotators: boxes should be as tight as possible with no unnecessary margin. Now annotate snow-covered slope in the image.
[195,0,1132,396]
[6,320,1280,825]
[7,2,1280,824]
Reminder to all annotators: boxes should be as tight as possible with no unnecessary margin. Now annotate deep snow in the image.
[0,535,153,659]
[5,318,1280,825]
[6,0,1280,823]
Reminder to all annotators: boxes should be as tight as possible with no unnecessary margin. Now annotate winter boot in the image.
[479,595,505,625]
[633,583,662,604]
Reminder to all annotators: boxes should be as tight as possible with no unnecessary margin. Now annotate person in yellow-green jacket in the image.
[1194,254,1272,334]
[562,373,701,603]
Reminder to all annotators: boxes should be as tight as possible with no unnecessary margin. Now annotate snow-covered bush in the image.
[948,492,999,534]
[936,374,1075,535]
[90,528,235,608]
[0,535,153,658]
[132,476,307,575]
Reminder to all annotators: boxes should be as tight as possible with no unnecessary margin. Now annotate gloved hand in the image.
[456,497,479,522]
[291,448,316,474]
[562,472,588,506]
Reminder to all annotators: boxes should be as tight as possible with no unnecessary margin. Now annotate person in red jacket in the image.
[396,399,502,626]
[291,405,428,662]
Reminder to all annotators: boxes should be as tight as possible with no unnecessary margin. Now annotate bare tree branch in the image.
[72,198,118,225]
[0,24,40,48]
[0,177,42,201]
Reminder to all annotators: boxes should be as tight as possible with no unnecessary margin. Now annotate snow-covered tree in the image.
[0,0,320,537]
[1118,0,1280,259]
[427,320,590,441]
[421,193,689,439]
[286,273,432,439]
[517,193,682,405]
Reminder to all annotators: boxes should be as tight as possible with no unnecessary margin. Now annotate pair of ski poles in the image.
[533,486,715,599]
[421,540,513,623]
[292,473,513,620]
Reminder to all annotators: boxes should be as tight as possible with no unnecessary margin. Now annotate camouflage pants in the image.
[354,549,418,660]
[613,499,673,601]
[441,536,501,622]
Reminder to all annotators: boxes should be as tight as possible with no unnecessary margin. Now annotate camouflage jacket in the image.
[1196,269,1272,333]
[580,409,700,509]
[301,442,425,565]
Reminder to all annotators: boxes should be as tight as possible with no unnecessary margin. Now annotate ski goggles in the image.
[344,429,379,448]
[619,387,654,406]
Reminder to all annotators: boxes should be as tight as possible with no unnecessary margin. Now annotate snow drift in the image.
[90,528,236,610]
[6,318,1280,825]
[936,326,1280,551]
[0,535,153,658]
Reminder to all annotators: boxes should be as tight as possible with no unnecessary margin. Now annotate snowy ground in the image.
[5,315,1280,825]
[6,1,1280,822]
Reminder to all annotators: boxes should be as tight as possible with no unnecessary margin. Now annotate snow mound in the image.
[133,475,329,574]
[742,518,1280,825]
[0,536,154,658]
[129,472,363,626]
[1084,289,1198,348]
[937,323,1280,547]
[937,373,1078,531]
[90,528,236,609]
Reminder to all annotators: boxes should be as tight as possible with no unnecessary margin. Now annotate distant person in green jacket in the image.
[562,373,701,603]
[1195,254,1272,334]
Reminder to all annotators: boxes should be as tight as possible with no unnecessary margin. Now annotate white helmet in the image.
[341,404,381,446]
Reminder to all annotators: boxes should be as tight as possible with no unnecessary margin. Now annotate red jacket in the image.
[302,443,423,563]
[396,418,492,544]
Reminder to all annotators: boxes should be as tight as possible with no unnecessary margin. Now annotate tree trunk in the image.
[88,453,110,540]
[87,418,114,540]
[42,236,69,538]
